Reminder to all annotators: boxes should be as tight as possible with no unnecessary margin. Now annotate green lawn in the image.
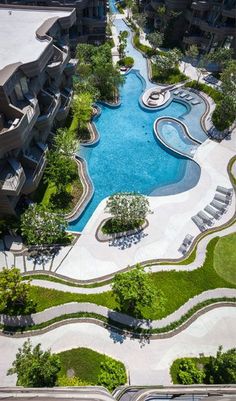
[29,237,236,320]
[57,347,126,386]
[214,233,236,285]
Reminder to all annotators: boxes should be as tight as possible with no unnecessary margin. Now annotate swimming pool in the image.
[155,118,200,158]
[68,72,201,232]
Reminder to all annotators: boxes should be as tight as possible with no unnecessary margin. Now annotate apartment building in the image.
[0,5,77,216]
[145,0,236,54]
[0,0,108,51]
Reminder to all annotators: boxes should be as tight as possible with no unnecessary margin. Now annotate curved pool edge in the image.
[67,74,202,233]
[154,116,202,158]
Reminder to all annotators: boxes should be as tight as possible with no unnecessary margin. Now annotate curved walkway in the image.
[25,218,236,293]
[1,288,236,331]
[1,307,236,386]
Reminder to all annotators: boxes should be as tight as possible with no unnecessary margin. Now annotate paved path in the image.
[1,288,235,330]
[1,307,236,386]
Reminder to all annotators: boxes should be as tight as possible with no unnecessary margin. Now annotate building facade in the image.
[0,5,77,216]
[145,0,236,54]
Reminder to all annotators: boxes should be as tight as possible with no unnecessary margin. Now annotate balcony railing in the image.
[36,89,61,130]
[0,159,26,196]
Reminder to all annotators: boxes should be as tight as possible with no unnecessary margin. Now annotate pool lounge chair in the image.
[179,92,187,98]
[216,186,233,197]
[178,243,187,254]
[204,205,221,220]
[183,234,193,246]
[191,99,201,105]
[214,193,231,205]
[210,200,227,213]
[185,95,193,101]
[197,211,214,226]
[173,90,180,95]
[191,215,206,232]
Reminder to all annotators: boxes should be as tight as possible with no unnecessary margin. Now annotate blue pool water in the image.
[68,72,199,232]
[156,119,199,158]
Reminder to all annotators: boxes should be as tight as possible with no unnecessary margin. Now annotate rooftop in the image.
[0,7,72,72]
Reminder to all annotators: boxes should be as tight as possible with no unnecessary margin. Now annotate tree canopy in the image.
[177,359,205,384]
[0,267,34,314]
[76,43,125,101]
[105,192,151,226]
[146,32,163,50]
[206,346,236,384]
[112,264,164,316]
[8,340,61,387]
[21,204,67,246]
[98,357,127,392]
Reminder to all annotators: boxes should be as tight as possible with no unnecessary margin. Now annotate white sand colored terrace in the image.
[0,307,236,386]
[53,134,236,280]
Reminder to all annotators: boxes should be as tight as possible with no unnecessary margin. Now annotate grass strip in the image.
[21,237,236,321]
[1,298,236,336]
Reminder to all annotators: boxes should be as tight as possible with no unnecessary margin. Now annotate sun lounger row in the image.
[191,186,233,232]
[172,90,201,105]
[178,234,193,254]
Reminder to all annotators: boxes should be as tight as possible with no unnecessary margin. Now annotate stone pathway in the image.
[1,288,235,331]
[1,307,236,386]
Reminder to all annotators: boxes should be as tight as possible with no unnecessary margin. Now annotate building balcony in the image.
[83,16,106,27]
[22,143,48,194]
[46,45,70,78]
[36,89,61,130]
[222,8,236,18]
[199,20,235,36]
[165,0,189,11]
[191,1,210,12]
[183,35,209,46]
[64,58,78,76]
[56,88,73,122]
[0,96,39,154]
[0,159,26,196]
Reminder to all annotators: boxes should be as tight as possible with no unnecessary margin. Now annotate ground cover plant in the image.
[170,346,236,384]
[213,233,236,285]
[19,235,236,320]
[57,347,127,390]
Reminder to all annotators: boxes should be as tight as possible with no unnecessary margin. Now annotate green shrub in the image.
[123,56,134,67]
[185,80,222,103]
[171,358,205,385]
[152,64,187,84]
[97,357,127,392]
[102,218,143,234]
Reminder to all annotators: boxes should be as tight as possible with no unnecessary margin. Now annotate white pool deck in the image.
[52,134,236,280]
[1,307,236,386]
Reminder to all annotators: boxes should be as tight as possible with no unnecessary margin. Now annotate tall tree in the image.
[8,339,61,387]
[208,48,233,71]
[21,204,67,246]
[105,192,151,226]
[183,45,199,72]
[118,30,129,59]
[0,267,34,314]
[206,346,236,384]
[72,92,93,132]
[112,264,164,315]
[146,32,163,51]
[44,151,77,194]
[54,128,78,157]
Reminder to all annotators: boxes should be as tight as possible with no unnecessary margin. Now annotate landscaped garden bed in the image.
[96,218,148,242]
[17,235,236,321]
[56,347,127,390]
